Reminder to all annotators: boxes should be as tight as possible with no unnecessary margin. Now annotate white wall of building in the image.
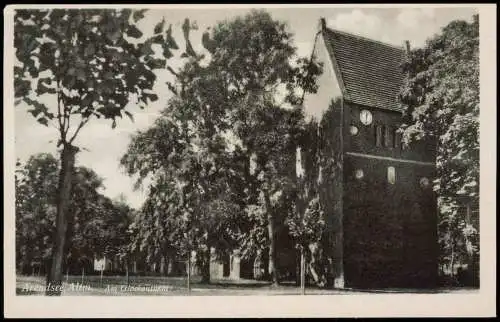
[302,32,343,122]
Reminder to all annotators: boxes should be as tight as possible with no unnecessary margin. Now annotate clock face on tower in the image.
[360,110,373,125]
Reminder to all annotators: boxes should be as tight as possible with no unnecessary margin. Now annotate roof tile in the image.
[323,28,406,112]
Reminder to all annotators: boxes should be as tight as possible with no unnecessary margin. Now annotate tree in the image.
[121,10,321,287]
[15,154,135,277]
[192,9,322,286]
[65,166,106,267]
[108,195,137,272]
[286,97,345,289]
[121,107,242,284]
[237,103,306,285]
[15,154,58,275]
[287,194,326,292]
[398,14,479,283]
[14,8,182,295]
[287,118,325,291]
[68,180,135,271]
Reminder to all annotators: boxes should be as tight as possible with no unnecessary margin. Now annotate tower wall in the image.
[342,102,438,288]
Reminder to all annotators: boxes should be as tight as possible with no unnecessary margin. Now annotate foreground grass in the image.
[16,275,326,296]
[16,275,478,296]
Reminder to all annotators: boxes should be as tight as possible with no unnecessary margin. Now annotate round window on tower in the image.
[420,177,430,188]
[355,169,364,180]
[349,125,359,136]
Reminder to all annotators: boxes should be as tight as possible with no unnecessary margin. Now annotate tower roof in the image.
[322,26,407,112]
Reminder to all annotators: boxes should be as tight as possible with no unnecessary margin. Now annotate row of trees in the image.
[14,7,480,293]
[15,154,135,276]
[14,8,198,294]
[120,10,325,286]
[14,8,326,292]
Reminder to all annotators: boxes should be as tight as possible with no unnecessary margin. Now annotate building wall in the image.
[318,98,344,287]
[93,256,112,272]
[209,249,240,280]
[302,32,343,123]
[210,260,225,279]
[303,31,345,288]
[343,103,436,162]
[342,102,438,288]
[300,30,438,289]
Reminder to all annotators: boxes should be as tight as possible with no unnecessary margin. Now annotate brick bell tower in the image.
[302,18,438,289]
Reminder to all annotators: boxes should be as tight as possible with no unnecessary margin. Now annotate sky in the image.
[14,5,478,209]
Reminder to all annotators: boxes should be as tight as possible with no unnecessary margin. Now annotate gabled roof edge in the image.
[320,22,350,101]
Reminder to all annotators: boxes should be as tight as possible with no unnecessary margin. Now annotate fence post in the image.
[126,259,130,287]
[300,246,305,295]
[187,253,191,294]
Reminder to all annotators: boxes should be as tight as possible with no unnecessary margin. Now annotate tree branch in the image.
[49,120,60,132]
[68,116,91,144]
[63,102,71,138]
[56,84,67,145]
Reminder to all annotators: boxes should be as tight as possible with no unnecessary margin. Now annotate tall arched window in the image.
[393,129,400,149]
[375,125,383,147]
[387,166,396,184]
[384,126,391,147]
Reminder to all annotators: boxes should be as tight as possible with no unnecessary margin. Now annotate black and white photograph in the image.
[3,3,496,318]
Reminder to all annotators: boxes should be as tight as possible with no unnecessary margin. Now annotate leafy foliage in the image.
[287,196,325,248]
[121,10,322,284]
[287,99,342,287]
[14,9,179,141]
[196,10,322,284]
[121,100,243,280]
[14,9,181,290]
[15,154,59,273]
[15,154,136,274]
[398,14,479,279]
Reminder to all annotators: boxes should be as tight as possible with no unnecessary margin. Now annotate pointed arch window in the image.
[375,125,383,147]
[394,129,401,149]
[384,126,392,147]
[387,166,396,184]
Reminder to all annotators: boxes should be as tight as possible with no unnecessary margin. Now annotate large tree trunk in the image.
[264,192,279,286]
[46,144,78,296]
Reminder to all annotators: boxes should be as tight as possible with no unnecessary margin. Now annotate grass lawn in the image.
[16,275,478,296]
